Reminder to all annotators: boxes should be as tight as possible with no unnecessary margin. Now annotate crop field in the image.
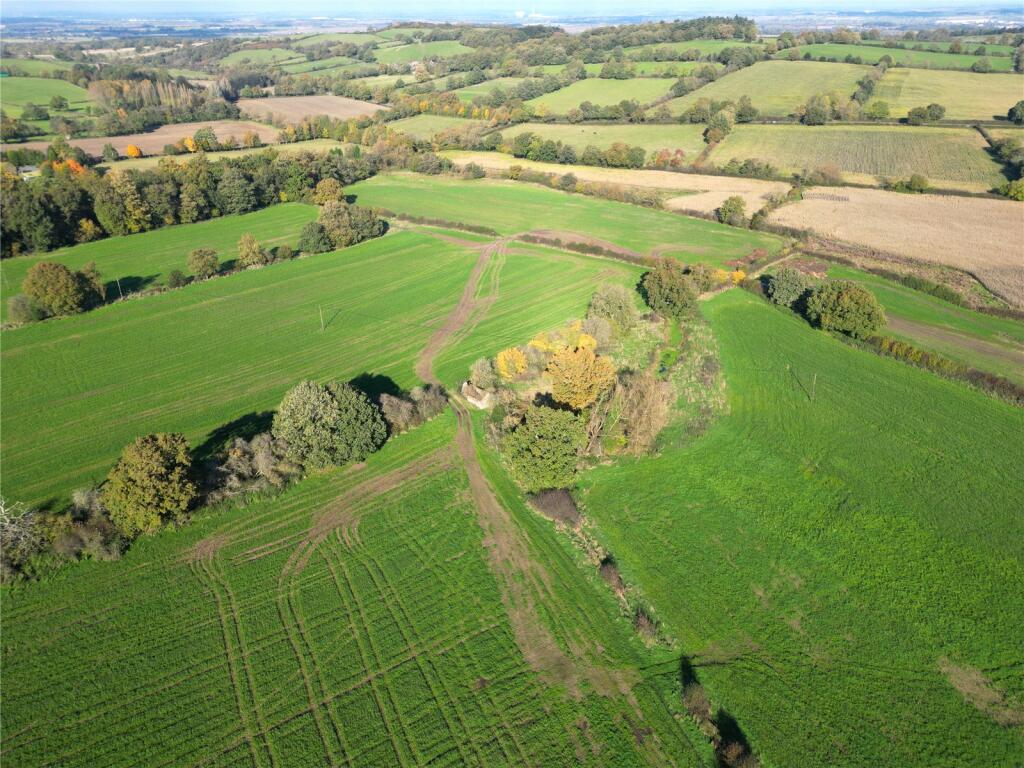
[824,262,1024,383]
[2,120,280,156]
[580,288,1024,767]
[97,139,347,171]
[373,41,474,64]
[349,173,781,262]
[502,122,708,157]
[388,114,488,139]
[708,124,1008,191]
[0,76,93,117]
[0,204,317,320]
[659,60,870,116]
[776,42,1015,71]
[441,151,793,216]
[278,55,355,73]
[768,187,1024,306]
[0,57,73,74]
[219,48,304,67]
[527,78,677,112]
[451,77,527,101]
[623,39,764,56]
[238,95,386,122]
[868,68,1024,119]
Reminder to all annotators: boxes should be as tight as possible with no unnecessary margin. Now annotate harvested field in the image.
[444,151,791,216]
[1,120,279,157]
[769,187,1024,306]
[238,94,386,122]
[868,68,1024,120]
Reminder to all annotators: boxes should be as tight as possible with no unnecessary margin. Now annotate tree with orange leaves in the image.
[125,144,143,159]
[546,346,616,410]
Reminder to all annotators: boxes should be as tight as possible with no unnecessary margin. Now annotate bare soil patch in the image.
[238,95,386,123]
[770,188,1024,307]
[939,657,1024,727]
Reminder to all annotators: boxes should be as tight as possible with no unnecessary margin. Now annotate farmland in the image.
[708,124,1009,191]
[776,42,1016,70]
[868,68,1024,119]
[527,78,678,113]
[502,122,708,157]
[389,114,488,139]
[97,139,347,171]
[0,57,73,74]
[238,95,387,121]
[373,41,474,64]
[660,60,871,116]
[218,48,304,67]
[0,76,93,117]
[623,39,764,56]
[452,77,527,101]
[279,55,355,73]
[0,204,318,321]
[294,32,384,46]
[580,288,1024,767]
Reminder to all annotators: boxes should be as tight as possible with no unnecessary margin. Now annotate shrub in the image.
[495,347,528,380]
[999,179,1024,201]
[717,195,746,226]
[558,172,577,192]
[167,269,188,289]
[641,260,698,318]
[409,384,447,420]
[7,294,46,324]
[1009,100,1024,125]
[276,244,294,261]
[462,162,485,179]
[188,248,219,279]
[805,280,886,339]
[312,177,344,204]
[297,221,333,253]
[546,346,616,410]
[22,261,100,316]
[587,283,637,334]
[766,267,808,308]
[101,143,119,162]
[271,380,386,469]
[236,233,271,268]
[379,394,417,433]
[615,371,672,455]
[470,357,498,389]
[503,405,586,492]
[101,433,196,538]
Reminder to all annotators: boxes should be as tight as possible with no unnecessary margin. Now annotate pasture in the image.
[0,57,73,75]
[504,122,708,157]
[98,139,347,171]
[0,76,93,117]
[295,32,383,46]
[0,204,318,320]
[388,114,488,139]
[219,48,304,67]
[623,39,763,56]
[451,77,527,101]
[238,95,386,122]
[278,55,355,74]
[659,60,870,116]
[527,78,678,112]
[580,288,1024,768]
[868,68,1024,120]
[349,173,781,262]
[708,124,1009,191]
[777,42,1015,71]
[373,41,473,64]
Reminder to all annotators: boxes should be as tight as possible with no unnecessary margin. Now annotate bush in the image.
[236,233,271,268]
[766,267,808,308]
[496,347,528,380]
[188,248,219,279]
[503,405,586,492]
[462,162,485,179]
[271,380,386,469]
[297,221,334,253]
[7,294,46,324]
[276,244,294,261]
[167,269,188,289]
[470,357,498,389]
[805,280,886,339]
[22,261,101,316]
[998,179,1024,201]
[641,260,698,318]
[546,346,616,410]
[101,433,196,538]
[717,195,746,226]
[1009,100,1024,125]
[587,283,637,334]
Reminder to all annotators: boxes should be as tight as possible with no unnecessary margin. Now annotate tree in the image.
[7,294,46,324]
[192,127,218,151]
[1008,100,1024,125]
[271,380,386,469]
[864,100,890,120]
[766,267,808,307]
[925,103,946,121]
[735,95,759,122]
[236,233,271,268]
[313,177,344,204]
[167,269,188,288]
[318,201,385,248]
[49,95,69,111]
[102,433,196,537]
[546,346,616,410]
[187,248,219,279]
[101,143,119,162]
[503,405,585,492]
[805,280,886,338]
[125,144,143,159]
[297,221,333,253]
[587,283,636,334]
[496,347,528,379]
[22,261,95,316]
[470,357,497,389]
[641,260,698,318]
[906,106,929,125]
[717,195,746,226]
[217,166,256,215]
[800,94,831,125]
[970,57,991,73]
[1015,45,1024,74]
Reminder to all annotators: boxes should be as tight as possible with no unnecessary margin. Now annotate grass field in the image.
[219,48,304,67]
[708,124,1009,191]
[294,32,384,46]
[349,174,781,261]
[623,39,763,56]
[659,60,870,117]
[97,139,346,171]
[580,288,1024,767]
[527,78,677,112]
[278,55,355,73]
[388,114,488,139]
[503,122,708,157]
[0,76,93,117]
[863,39,1020,57]
[0,57,73,75]
[373,41,473,64]
[0,205,317,321]
[777,42,1015,71]
[869,68,1024,120]
[451,77,527,101]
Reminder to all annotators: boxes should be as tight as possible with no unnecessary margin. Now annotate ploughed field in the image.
[237,95,387,122]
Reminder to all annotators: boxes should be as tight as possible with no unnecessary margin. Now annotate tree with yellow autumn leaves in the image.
[546,345,616,410]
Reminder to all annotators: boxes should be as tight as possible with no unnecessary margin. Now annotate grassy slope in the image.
[1,412,700,767]
[1,57,73,75]
[348,174,781,261]
[295,32,383,46]
[97,140,347,172]
[661,60,870,116]
[504,122,708,156]
[581,289,1024,767]
[528,78,677,112]
[388,114,487,139]
[452,77,527,101]
[0,76,93,116]
[777,42,1015,71]
[623,39,763,56]
[869,68,1024,119]
[374,41,473,64]
[219,48,303,66]
[279,55,355,73]
[0,204,318,320]
[707,124,1007,191]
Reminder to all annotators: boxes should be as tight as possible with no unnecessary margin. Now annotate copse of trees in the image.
[805,280,886,339]
[20,260,104,317]
[641,260,699,318]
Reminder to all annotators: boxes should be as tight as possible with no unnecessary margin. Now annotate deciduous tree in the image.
[546,345,617,410]
[503,405,585,492]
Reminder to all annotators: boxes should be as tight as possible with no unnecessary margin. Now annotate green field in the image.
[373,41,473,65]
[0,57,73,75]
[219,48,304,67]
[0,76,93,117]
[295,31,383,46]
[580,288,1024,767]
[660,60,870,117]
[0,205,317,321]
[451,77,527,101]
[349,174,781,262]
[96,139,347,172]
[503,121,708,157]
[623,39,763,57]
[863,39,1020,57]
[279,55,355,73]
[708,124,1008,191]
[869,68,1024,120]
[527,78,678,113]
[388,114,487,139]
[532,63,603,76]
[778,42,1015,71]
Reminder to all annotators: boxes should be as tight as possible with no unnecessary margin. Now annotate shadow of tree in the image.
[194,411,274,462]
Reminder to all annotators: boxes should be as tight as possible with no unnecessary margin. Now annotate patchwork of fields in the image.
[501,122,708,157]
[389,114,488,139]
[527,78,678,112]
[869,68,1024,119]
[777,42,1016,70]
[0,76,94,117]
[373,41,474,64]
